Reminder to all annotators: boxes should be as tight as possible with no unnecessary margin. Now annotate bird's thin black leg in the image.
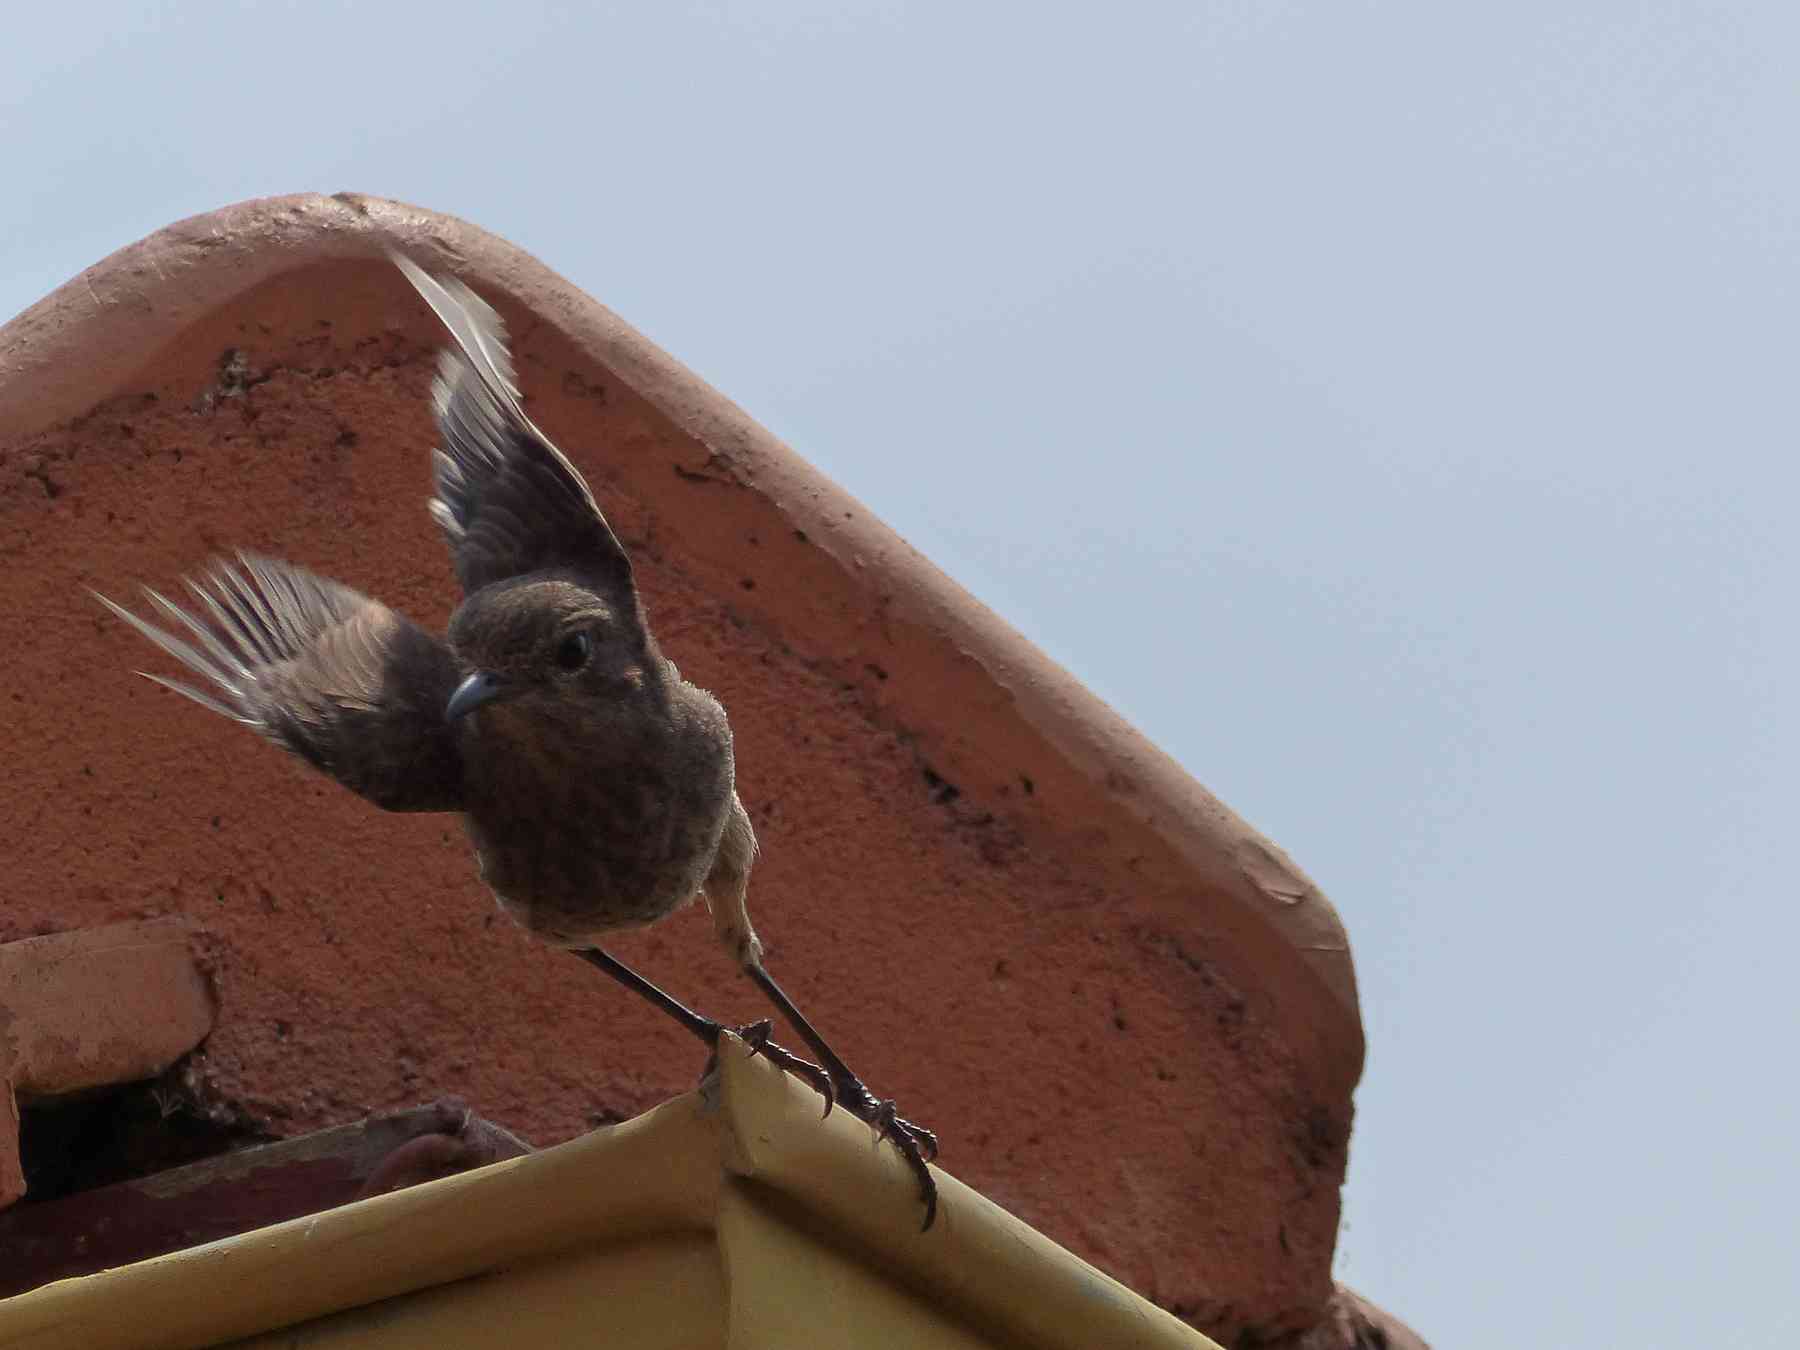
[574,946,718,1042]
[571,948,833,1103]
[744,961,940,1230]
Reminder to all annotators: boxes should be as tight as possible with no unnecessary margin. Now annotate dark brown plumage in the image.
[98,255,938,1227]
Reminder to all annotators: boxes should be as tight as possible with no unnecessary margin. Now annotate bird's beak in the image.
[446,670,513,723]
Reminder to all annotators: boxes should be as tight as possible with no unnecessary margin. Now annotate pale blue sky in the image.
[7,5,1795,1344]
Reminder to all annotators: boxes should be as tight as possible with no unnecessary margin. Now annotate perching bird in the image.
[97,254,939,1227]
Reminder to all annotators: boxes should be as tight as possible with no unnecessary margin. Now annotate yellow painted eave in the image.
[0,1040,1214,1350]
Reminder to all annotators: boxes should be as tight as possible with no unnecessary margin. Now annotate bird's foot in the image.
[710,1026,939,1229]
[830,1073,940,1231]
[730,1018,835,1113]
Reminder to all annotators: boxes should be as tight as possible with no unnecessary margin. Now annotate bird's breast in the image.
[458,716,732,943]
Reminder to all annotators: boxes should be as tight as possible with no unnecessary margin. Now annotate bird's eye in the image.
[554,631,592,671]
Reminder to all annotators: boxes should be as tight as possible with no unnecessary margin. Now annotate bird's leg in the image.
[572,946,714,1041]
[570,948,832,1102]
[743,961,938,1134]
[742,958,939,1230]
[700,800,939,1230]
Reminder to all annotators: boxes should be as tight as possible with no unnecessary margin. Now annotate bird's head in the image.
[444,575,654,725]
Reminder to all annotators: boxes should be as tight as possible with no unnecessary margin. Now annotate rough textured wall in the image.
[0,197,1365,1343]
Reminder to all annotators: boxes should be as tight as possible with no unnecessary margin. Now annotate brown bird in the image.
[97,254,939,1227]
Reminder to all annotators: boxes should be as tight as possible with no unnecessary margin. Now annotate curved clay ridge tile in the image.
[0,192,1362,1098]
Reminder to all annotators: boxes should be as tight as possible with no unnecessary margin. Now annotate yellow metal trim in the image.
[225,1234,724,1349]
[0,1094,721,1349]
[716,1182,991,1349]
[0,1040,1215,1350]
[717,1045,1210,1350]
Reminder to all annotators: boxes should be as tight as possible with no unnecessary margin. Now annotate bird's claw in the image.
[834,1078,940,1230]
[732,1019,835,1117]
[723,1021,938,1229]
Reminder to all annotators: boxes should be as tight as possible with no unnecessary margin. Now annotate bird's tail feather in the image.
[91,586,253,723]
[93,554,353,727]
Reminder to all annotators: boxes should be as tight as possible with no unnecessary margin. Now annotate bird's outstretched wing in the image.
[96,555,465,813]
[394,254,634,596]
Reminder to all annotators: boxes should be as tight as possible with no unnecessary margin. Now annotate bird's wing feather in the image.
[394,253,634,596]
[97,555,465,813]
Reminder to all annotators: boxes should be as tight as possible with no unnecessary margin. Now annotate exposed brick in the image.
[0,919,216,1208]
[0,1098,528,1295]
